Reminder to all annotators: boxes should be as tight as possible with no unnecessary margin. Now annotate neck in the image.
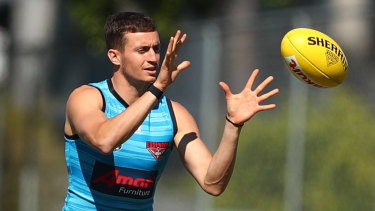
[111,72,150,105]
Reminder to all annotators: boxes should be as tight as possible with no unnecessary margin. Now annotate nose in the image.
[148,48,158,62]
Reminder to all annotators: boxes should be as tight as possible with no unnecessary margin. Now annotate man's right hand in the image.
[154,30,191,91]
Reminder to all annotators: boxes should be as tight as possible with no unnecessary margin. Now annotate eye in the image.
[153,45,160,53]
[137,47,150,54]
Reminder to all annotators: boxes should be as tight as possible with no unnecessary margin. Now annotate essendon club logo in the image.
[146,142,169,160]
[90,161,157,199]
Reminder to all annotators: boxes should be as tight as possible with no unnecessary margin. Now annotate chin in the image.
[145,77,156,84]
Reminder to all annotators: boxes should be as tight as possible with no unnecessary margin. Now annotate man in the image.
[63,12,279,210]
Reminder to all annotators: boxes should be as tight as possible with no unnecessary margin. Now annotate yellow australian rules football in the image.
[281,28,348,88]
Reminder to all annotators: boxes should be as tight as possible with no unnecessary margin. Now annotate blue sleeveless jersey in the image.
[63,79,177,211]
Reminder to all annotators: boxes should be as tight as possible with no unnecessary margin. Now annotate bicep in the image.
[66,86,108,142]
[172,101,212,184]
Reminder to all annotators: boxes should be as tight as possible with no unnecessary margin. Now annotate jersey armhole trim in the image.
[166,98,177,136]
[64,133,79,140]
[106,79,130,107]
[88,84,106,112]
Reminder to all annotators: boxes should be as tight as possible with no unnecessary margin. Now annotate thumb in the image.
[219,81,232,97]
[177,61,191,71]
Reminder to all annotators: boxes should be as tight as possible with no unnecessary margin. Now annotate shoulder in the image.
[170,100,199,131]
[65,85,105,135]
[66,85,104,110]
[69,84,101,98]
[68,85,102,100]
[65,85,101,135]
[170,100,190,117]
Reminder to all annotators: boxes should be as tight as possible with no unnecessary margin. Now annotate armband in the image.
[148,83,163,99]
[225,115,244,127]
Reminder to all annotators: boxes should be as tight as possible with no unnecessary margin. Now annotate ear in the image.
[107,49,121,65]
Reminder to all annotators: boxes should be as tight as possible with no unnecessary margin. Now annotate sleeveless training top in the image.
[63,79,177,211]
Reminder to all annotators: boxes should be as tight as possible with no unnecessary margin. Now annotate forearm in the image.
[88,91,159,154]
[203,121,242,195]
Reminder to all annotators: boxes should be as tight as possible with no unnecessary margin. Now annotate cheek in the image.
[123,56,142,71]
[127,54,144,67]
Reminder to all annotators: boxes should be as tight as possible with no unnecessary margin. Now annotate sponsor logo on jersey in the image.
[90,161,157,199]
[146,142,169,160]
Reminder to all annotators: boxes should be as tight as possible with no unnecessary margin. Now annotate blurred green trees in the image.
[216,87,375,211]
[67,0,221,54]
[61,2,375,209]
[2,1,374,210]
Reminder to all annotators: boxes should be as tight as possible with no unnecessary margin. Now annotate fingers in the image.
[245,69,259,90]
[164,30,187,66]
[254,76,274,95]
[253,70,279,104]
[168,30,186,53]
[259,103,277,111]
[258,88,279,103]
[166,36,174,56]
[245,69,277,96]
[172,30,181,51]
[244,69,279,109]
[175,33,187,52]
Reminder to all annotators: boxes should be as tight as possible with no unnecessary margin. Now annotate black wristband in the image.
[226,115,244,127]
[148,83,163,99]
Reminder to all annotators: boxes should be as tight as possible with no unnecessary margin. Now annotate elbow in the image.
[80,131,123,155]
[204,183,227,197]
[97,146,114,155]
[89,137,116,155]
[207,189,224,197]
[93,142,114,155]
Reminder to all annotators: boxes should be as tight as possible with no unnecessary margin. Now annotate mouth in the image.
[144,67,157,76]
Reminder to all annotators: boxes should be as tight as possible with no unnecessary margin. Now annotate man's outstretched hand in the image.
[219,69,279,125]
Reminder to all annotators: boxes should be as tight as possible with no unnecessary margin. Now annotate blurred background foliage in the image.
[67,0,224,54]
[1,0,375,210]
[216,88,375,210]
[66,0,308,54]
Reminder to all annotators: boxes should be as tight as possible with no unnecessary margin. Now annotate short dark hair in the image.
[104,12,157,51]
